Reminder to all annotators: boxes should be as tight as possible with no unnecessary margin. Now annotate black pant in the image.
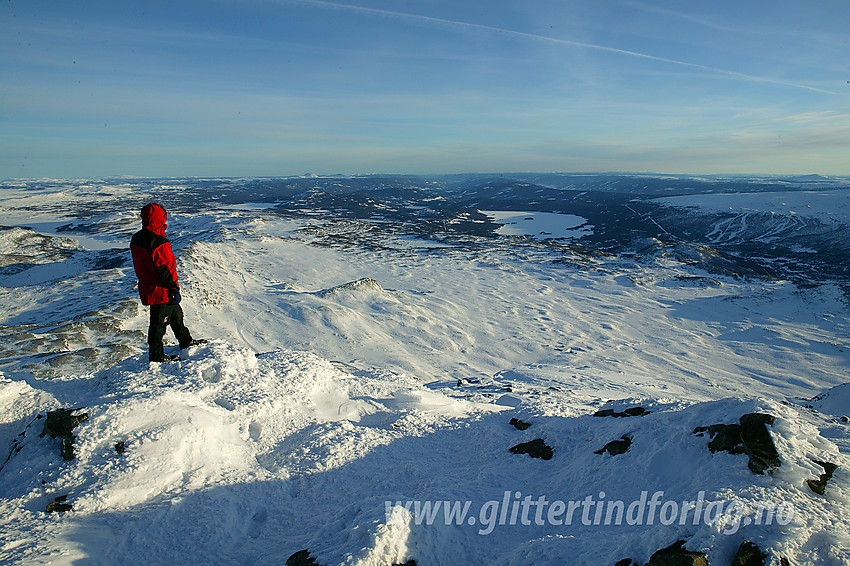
[148,303,194,360]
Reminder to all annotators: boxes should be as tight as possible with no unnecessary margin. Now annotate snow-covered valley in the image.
[1,175,848,565]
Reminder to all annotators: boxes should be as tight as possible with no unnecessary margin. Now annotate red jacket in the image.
[130,203,179,305]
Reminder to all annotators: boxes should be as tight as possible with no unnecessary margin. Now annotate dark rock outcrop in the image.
[595,435,632,456]
[732,541,767,566]
[509,417,531,431]
[45,495,72,514]
[646,540,707,566]
[509,438,553,460]
[594,407,649,418]
[693,424,746,454]
[694,413,780,474]
[286,550,320,566]
[40,408,89,461]
[806,459,838,495]
[739,413,781,474]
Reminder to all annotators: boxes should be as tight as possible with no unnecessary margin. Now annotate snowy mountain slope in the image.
[1,178,849,565]
[180,213,848,403]
[1,343,847,565]
[656,190,850,225]
[649,190,850,284]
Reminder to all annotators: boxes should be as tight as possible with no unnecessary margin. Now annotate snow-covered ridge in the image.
[1,342,847,565]
[646,189,850,284]
[655,189,850,225]
[0,341,499,564]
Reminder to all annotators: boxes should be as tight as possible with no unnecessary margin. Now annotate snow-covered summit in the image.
[1,341,847,565]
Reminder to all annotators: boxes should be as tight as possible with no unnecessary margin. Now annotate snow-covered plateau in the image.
[0,175,848,565]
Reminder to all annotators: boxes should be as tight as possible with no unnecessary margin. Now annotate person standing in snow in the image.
[130,202,205,362]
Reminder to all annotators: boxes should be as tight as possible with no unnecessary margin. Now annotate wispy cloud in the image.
[624,0,849,52]
[284,0,838,95]
[620,0,749,34]
[770,110,845,124]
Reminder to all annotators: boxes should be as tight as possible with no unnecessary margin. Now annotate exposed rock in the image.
[614,560,639,566]
[732,541,767,566]
[694,424,746,454]
[286,549,399,566]
[594,435,632,456]
[41,408,89,438]
[806,459,838,495]
[45,495,72,514]
[0,428,29,473]
[661,275,722,288]
[40,408,89,461]
[509,417,531,431]
[594,407,650,418]
[286,550,320,566]
[115,441,126,455]
[509,438,553,460]
[739,413,781,474]
[739,413,775,427]
[646,540,707,566]
[694,413,780,475]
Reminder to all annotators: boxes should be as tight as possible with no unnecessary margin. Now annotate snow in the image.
[220,202,284,212]
[655,189,850,225]
[808,383,850,419]
[0,183,849,565]
[0,221,119,251]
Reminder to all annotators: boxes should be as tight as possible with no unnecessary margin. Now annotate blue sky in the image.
[2,0,848,178]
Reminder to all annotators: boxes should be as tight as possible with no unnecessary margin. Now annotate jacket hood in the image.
[141,203,167,235]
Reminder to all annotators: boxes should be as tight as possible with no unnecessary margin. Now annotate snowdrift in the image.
[1,342,847,565]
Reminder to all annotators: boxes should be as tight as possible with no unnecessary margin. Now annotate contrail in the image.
[286,0,837,95]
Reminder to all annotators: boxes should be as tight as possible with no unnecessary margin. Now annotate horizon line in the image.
[4,171,849,183]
